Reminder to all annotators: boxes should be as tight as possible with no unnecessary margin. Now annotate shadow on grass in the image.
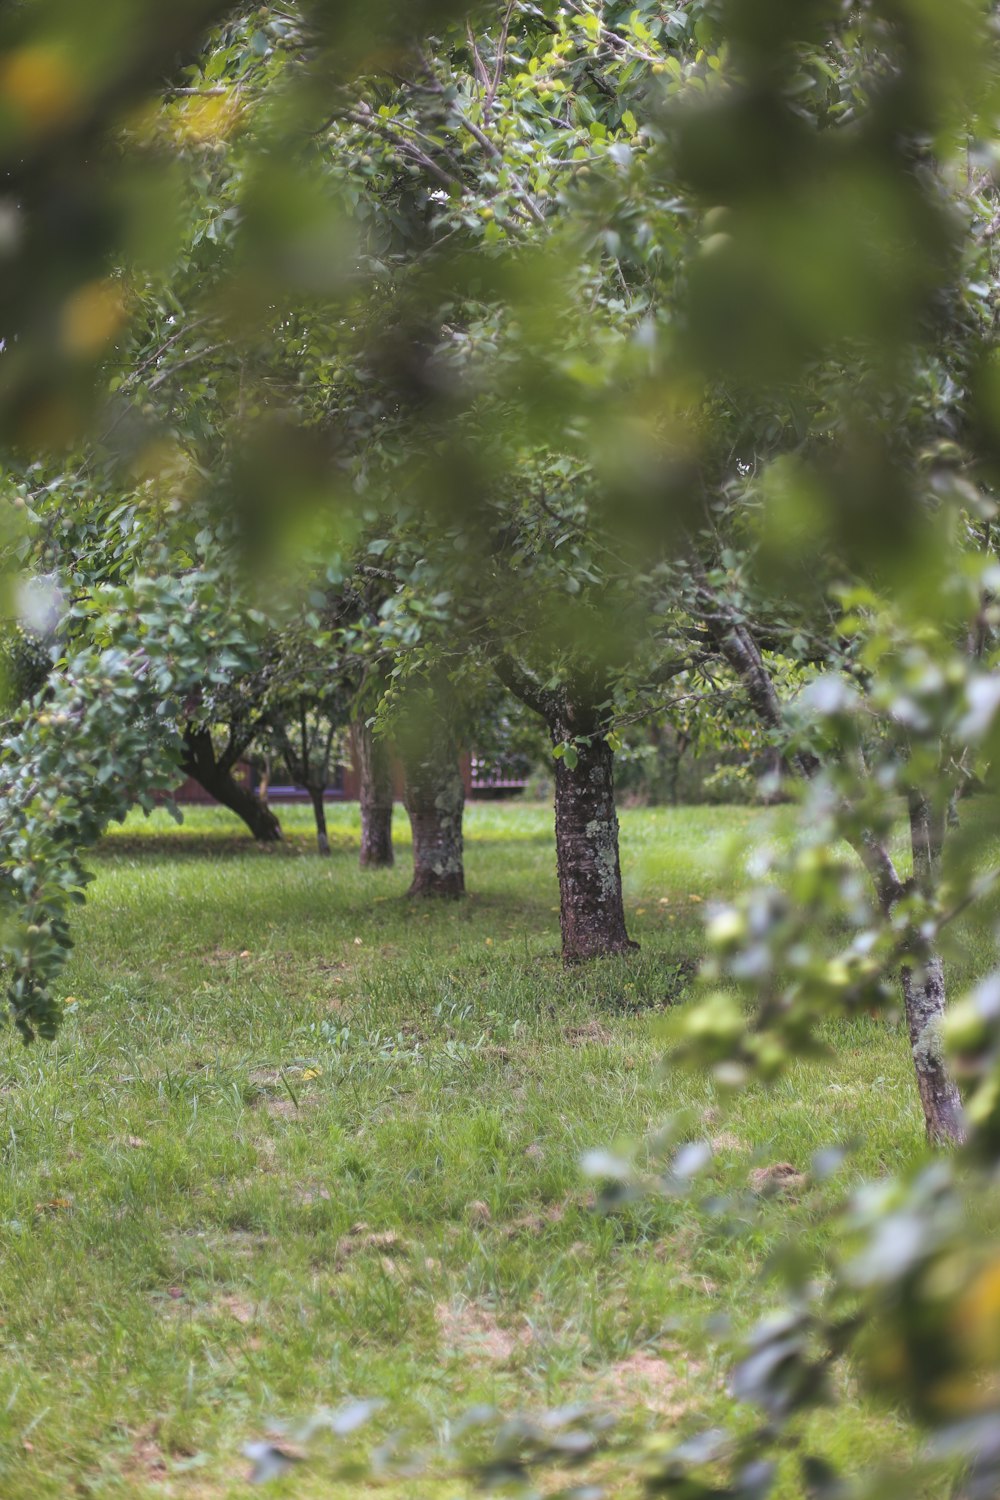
[493,949,700,1012]
[93,833,357,859]
[94,830,556,860]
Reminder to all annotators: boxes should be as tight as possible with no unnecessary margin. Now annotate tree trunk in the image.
[402,742,465,898]
[900,791,966,1145]
[357,722,394,869]
[181,728,283,842]
[553,729,636,962]
[309,788,330,857]
[701,589,967,1147]
[900,957,965,1146]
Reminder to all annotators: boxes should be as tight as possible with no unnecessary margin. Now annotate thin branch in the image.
[450,107,547,225]
[147,343,228,391]
[485,1,517,119]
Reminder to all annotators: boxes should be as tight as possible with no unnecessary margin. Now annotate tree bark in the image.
[488,651,636,961]
[401,740,465,898]
[181,727,283,842]
[553,726,637,962]
[900,791,966,1145]
[900,958,965,1145]
[309,788,330,856]
[357,721,394,868]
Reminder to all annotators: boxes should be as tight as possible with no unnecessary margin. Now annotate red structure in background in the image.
[171,747,527,805]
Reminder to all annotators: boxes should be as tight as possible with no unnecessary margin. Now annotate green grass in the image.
[0,801,972,1496]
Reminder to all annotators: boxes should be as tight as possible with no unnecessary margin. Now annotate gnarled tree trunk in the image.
[357,721,394,868]
[553,724,636,962]
[181,726,283,842]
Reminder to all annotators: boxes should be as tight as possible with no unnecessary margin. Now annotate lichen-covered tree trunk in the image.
[900,957,965,1145]
[552,727,636,962]
[309,788,330,856]
[900,792,966,1145]
[181,727,283,842]
[401,742,464,898]
[357,721,394,869]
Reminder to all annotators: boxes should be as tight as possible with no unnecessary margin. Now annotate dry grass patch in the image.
[564,1020,613,1047]
[436,1300,531,1365]
[334,1222,410,1269]
[591,1348,706,1421]
[748,1161,807,1196]
[121,1424,170,1485]
[710,1132,747,1154]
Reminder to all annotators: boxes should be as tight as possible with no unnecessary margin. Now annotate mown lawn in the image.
[0,801,967,1496]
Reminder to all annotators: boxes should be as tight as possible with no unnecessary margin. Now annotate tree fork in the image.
[489,650,636,963]
[181,727,283,843]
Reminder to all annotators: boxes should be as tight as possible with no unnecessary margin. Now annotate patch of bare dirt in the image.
[710,1132,747,1154]
[564,1019,613,1047]
[502,1199,574,1238]
[296,1184,332,1207]
[334,1223,409,1269]
[122,1425,169,1484]
[481,1043,514,1063]
[748,1162,807,1196]
[650,1242,719,1294]
[173,1228,270,1260]
[593,1349,703,1419]
[247,1068,320,1117]
[214,1294,258,1325]
[436,1300,530,1365]
[260,1094,313,1118]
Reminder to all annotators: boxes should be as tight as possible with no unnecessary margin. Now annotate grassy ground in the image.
[0,801,962,1496]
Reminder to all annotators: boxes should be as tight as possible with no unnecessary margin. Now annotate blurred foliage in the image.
[5,0,1000,1493]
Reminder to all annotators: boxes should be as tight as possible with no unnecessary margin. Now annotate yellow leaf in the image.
[1,45,81,133]
[62,279,126,357]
